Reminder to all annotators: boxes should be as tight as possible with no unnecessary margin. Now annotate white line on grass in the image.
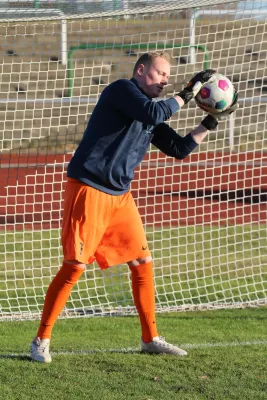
[52,340,267,355]
[183,340,267,349]
[1,339,267,359]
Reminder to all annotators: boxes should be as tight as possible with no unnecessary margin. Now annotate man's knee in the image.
[64,259,86,271]
[127,256,152,267]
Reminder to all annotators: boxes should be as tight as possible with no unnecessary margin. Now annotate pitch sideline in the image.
[52,339,267,355]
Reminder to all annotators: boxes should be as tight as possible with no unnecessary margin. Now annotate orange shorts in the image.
[61,178,151,269]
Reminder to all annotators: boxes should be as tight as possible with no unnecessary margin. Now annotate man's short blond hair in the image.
[133,52,172,75]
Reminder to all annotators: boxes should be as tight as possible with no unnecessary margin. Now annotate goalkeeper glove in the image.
[177,69,216,104]
[201,88,239,130]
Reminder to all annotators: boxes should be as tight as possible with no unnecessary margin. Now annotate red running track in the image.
[0,152,267,230]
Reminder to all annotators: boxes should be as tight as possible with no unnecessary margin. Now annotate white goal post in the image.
[0,0,266,320]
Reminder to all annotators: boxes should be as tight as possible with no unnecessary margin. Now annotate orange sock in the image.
[37,262,84,340]
[130,261,158,343]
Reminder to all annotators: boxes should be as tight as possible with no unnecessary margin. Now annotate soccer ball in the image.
[195,73,235,114]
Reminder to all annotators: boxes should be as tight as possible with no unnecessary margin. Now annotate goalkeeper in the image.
[30,52,238,363]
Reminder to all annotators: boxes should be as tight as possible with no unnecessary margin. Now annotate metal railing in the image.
[189,8,267,64]
[0,8,67,65]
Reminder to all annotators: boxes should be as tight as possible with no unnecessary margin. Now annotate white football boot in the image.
[30,337,52,363]
[141,336,187,356]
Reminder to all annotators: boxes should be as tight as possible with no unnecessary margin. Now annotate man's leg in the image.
[128,256,158,342]
[128,256,187,356]
[31,260,85,363]
[31,180,111,363]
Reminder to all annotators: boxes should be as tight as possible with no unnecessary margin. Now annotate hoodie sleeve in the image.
[151,123,198,159]
[105,79,179,125]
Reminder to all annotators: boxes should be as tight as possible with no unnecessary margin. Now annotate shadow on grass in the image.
[0,354,31,361]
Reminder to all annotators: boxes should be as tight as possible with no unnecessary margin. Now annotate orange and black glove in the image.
[177,69,216,104]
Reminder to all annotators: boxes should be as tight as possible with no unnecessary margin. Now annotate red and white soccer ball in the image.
[195,73,235,114]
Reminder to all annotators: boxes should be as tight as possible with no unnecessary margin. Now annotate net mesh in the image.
[0,0,267,320]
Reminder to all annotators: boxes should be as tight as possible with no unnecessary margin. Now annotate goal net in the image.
[0,0,266,320]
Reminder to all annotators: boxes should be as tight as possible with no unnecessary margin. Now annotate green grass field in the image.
[0,225,267,399]
[0,225,267,315]
[0,308,267,400]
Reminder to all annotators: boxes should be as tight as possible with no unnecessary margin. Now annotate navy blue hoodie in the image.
[67,78,198,195]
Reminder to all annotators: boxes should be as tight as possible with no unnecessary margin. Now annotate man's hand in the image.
[201,88,239,130]
[177,69,216,105]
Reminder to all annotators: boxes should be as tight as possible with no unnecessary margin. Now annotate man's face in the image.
[136,57,170,98]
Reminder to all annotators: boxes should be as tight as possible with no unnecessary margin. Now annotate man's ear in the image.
[136,63,145,76]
